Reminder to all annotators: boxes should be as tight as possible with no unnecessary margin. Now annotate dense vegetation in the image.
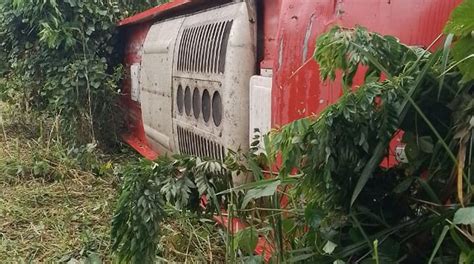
[0,0,472,263]
[0,0,164,145]
[111,1,474,263]
[0,0,173,262]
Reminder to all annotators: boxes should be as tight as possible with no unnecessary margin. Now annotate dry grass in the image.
[159,215,226,263]
[0,106,117,263]
[0,175,116,263]
[0,105,227,263]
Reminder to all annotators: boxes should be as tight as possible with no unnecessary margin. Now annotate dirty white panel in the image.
[130,63,140,102]
[249,75,272,147]
[140,17,184,153]
[170,2,257,186]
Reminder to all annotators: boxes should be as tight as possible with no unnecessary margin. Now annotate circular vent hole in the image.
[176,85,183,114]
[184,86,191,116]
[202,89,211,123]
[193,87,200,119]
[212,91,222,126]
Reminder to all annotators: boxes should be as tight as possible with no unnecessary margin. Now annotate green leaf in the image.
[84,252,102,264]
[240,256,264,264]
[304,206,325,229]
[351,143,386,205]
[458,251,474,264]
[417,178,441,204]
[377,238,400,261]
[282,218,296,235]
[241,180,280,209]
[418,136,434,153]
[287,253,316,263]
[393,177,414,194]
[450,228,471,254]
[438,34,454,99]
[216,177,298,195]
[444,0,474,36]
[234,227,258,255]
[453,207,474,225]
[452,36,474,81]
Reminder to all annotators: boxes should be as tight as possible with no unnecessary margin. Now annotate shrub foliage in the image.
[110,1,473,263]
[0,0,163,144]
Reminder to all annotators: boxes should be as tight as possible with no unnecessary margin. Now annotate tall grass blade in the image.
[372,239,380,264]
[457,140,467,207]
[438,34,454,100]
[428,225,449,264]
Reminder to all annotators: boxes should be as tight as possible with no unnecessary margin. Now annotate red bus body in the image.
[119,0,460,163]
[118,0,461,259]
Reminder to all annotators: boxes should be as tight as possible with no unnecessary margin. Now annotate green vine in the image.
[0,0,166,145]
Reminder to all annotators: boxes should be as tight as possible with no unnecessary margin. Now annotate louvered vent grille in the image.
[177,126,226,160]
[177,20,233,74]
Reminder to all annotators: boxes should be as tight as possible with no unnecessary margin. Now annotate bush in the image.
[0,0,165,146]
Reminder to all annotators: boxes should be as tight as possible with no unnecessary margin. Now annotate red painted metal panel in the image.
[118,0,463,259]
[118,0,193,27]
[272,0,461,127]
[119,0,461,162]
[259,0,282,69]
[271,0,461,166]
[120,23,158,160]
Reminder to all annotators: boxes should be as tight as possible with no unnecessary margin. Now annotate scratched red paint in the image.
[271,0,461,166]
[118,0,461,259]
[118,0,463,188]
[118,0,193,26]
[120,23,157,159]
[272,0,461,126]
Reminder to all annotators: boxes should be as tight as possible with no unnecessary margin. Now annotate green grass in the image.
[0,174,116,262]
[0,115,117,262]
[0,104,226,263]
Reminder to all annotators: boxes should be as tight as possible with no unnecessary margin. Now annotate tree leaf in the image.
[393,177,414,194]
[444,0,474,36]
[428,225,449,264]
[351,143,386,205]
[452,36,474,82]
[304,206,325,229]
[419,136,434,153]
[234,227,258,255]
[453,207,474,225]
[241,180,280,209]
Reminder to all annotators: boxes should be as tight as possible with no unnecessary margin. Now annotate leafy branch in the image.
[111,155,237,263]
